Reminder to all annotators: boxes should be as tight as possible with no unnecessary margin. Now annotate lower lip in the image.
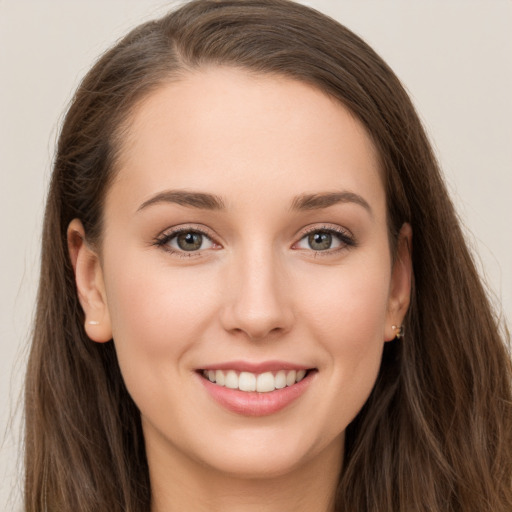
[198,371,315,416]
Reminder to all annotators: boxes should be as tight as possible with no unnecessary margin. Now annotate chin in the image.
[188,424,344,480]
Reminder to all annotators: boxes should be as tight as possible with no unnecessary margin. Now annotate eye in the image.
[155,228,216,253]
[294,227,355,252]
[171,231,213,251]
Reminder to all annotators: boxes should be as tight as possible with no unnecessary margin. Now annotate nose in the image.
[220,247,295,341]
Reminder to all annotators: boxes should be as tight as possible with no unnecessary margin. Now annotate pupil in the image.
[177,232,202,251]
[309,231,332,250]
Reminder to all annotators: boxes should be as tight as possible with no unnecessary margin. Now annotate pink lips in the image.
[201,360,310,373]
[197,361,316,416]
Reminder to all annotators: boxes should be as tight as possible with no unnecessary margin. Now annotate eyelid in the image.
[152,223,355,256]
[292,224,357,252]
[152,224,222,255]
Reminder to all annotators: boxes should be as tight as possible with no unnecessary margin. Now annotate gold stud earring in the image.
[392,324,404,339]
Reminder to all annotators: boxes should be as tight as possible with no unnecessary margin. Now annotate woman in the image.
[24,1,512,511]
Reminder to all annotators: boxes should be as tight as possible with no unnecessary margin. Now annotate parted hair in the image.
[25,1,512,511]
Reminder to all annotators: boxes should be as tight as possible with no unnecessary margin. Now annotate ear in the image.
[384,223,412,342]
[67,219,112,343]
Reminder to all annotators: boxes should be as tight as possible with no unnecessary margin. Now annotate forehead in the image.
[110,67,385,216]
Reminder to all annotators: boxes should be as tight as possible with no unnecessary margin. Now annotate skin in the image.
[68,67,412,512]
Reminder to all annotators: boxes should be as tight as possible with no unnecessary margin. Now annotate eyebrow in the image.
[137,189,372,216]
[290,191,372,216]
[138,190,226,211]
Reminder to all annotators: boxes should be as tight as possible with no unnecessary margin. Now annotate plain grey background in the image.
[1,1,511,509]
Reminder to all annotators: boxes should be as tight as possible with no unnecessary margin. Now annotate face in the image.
[71,67,411,481]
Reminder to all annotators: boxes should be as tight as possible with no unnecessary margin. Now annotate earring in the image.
[87,320,100,326]
[392,324,404,339]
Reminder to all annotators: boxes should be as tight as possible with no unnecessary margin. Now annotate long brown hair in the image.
[25,1,512,510]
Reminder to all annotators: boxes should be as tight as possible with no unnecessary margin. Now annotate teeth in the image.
[239,372,256,391]
[275,370,287,389]
[202,369,309,393]
[256,372,275,392]
[215,369,225,386]
[225,370,238,389]
[286,370,297,386]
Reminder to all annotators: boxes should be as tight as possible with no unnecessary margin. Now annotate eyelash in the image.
[152,226,218,258]
[294,225,357,256]
[153,224,356,257]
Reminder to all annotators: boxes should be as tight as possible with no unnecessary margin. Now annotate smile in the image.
[201,369,308,393]
[198,366,316,416]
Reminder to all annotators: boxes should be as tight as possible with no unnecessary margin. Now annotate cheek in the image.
[296,254,391,403]
[103,254,220,374]
[299,263,390,432]
[300,258,390,343]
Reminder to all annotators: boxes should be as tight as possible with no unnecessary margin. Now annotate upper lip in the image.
[198,360,313,373]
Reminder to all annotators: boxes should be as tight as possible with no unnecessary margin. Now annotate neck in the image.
[148,433,343,512]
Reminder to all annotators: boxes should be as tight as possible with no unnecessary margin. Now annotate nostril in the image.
[219,278,295,340]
